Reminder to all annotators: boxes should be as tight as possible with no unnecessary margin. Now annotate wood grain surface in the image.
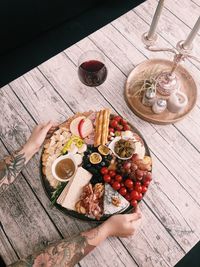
[0,1,200,266]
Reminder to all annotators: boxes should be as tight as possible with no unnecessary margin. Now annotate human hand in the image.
[23,122,56,157]
[102,207,142,238]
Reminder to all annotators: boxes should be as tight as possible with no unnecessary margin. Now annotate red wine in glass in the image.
[78,51,107,87]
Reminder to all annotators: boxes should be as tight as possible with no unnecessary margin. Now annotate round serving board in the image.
[125,59,197,125]
[40,112,151,222]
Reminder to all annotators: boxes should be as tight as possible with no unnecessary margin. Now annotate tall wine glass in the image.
[78,50,108,87]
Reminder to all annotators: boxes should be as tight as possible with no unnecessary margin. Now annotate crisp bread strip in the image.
[105,109,110,144]
[101,109,108,145]
[94,111,100,147]
[96,110,103,146]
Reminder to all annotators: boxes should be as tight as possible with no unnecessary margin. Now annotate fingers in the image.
[125,208,142,222]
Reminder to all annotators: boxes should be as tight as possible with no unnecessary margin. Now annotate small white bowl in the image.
[51,154,77,182]
[108,136,135,160]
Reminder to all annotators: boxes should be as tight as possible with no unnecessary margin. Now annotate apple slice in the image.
[78,118,85,139]
[70,116,86,136]
[79,118,93,138]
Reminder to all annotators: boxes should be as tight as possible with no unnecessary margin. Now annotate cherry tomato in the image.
[115,174,122,182]
[110,120,118,128]
[110,179,115,185]
[131,199,138,208]
[135,185,142,193]
[125,179,134,189]
[141,185,148,193]
[112,181,121,191]
[121,182,125,187]
[113,116,121,122]
[130,190,139,200]
[143,180,150,187]
[116,125,123,131]
[109,170,116,178]
[137,192,143,200]
[145,172,152,181]
[103,174,111,183]
[109,127,115,133]
[135,181,141,187]
[131,153,140,162]
[121,119,127,125]
[101,167,108,175]
[119,187,127,196]
[123,125,130,131]
[125,193,131,201]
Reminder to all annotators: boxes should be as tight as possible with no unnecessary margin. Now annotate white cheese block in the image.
[135,142,145,159]
[57,167,92,210]
[103,184,130,215]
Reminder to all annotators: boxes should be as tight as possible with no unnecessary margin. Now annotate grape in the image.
[123,162,131,170]
[131,163,138,171]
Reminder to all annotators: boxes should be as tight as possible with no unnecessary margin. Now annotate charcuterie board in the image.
[40,109,152,221]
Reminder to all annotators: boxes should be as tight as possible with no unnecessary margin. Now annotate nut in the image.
[112,196,121,207]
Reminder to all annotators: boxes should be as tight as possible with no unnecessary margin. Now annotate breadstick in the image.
[96,110,103,146]
[105,109,110,144]
[101,109,108,145]
[94,112,100,147]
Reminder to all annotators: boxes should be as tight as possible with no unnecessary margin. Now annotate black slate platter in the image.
[40,116,151,222]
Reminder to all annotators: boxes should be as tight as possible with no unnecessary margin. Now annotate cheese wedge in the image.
[103,184,130,215]
[57,167,92,210]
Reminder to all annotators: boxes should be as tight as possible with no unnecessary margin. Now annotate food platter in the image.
[40,109,152,222]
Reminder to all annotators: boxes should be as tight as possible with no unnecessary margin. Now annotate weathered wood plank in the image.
[7,73,138,266]
[0,225,19,266]
[0,140,61,259]
[157,0,200,31]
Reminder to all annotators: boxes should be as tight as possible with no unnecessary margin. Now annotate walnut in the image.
[94,183,104,195]
[112,196,121,207]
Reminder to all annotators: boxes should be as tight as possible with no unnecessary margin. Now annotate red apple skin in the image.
[78,119,85,138]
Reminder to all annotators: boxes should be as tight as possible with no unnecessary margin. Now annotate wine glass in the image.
[78,50,108,87]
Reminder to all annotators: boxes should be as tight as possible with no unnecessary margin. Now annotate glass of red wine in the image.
[78,50,108,87]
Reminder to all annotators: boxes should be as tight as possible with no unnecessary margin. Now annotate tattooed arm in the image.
[0,122,54,192]
[8,209,142,267]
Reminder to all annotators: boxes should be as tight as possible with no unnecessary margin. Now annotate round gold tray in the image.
[125,59,197,125]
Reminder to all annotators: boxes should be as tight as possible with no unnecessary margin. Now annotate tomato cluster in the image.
[100,153,152,208]
[109,115,130,133]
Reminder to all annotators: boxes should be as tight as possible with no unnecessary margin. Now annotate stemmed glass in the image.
[78,50,108,87]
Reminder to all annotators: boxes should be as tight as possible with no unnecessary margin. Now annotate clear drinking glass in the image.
[78,50,108,87]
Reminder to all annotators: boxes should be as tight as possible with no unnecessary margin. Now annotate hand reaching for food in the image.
[102,207,142,238]
[0,122,55,191]
[23,122,55,157]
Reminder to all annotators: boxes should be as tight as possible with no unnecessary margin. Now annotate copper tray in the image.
[125,59,197,125]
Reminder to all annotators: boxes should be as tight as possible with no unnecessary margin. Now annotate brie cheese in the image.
[57,167,92,210]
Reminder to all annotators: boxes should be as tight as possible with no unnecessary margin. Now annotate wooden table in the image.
[1,0,200,266]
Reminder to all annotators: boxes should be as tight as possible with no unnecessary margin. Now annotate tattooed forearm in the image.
[8,233,97,267]
[0,152,26,192]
